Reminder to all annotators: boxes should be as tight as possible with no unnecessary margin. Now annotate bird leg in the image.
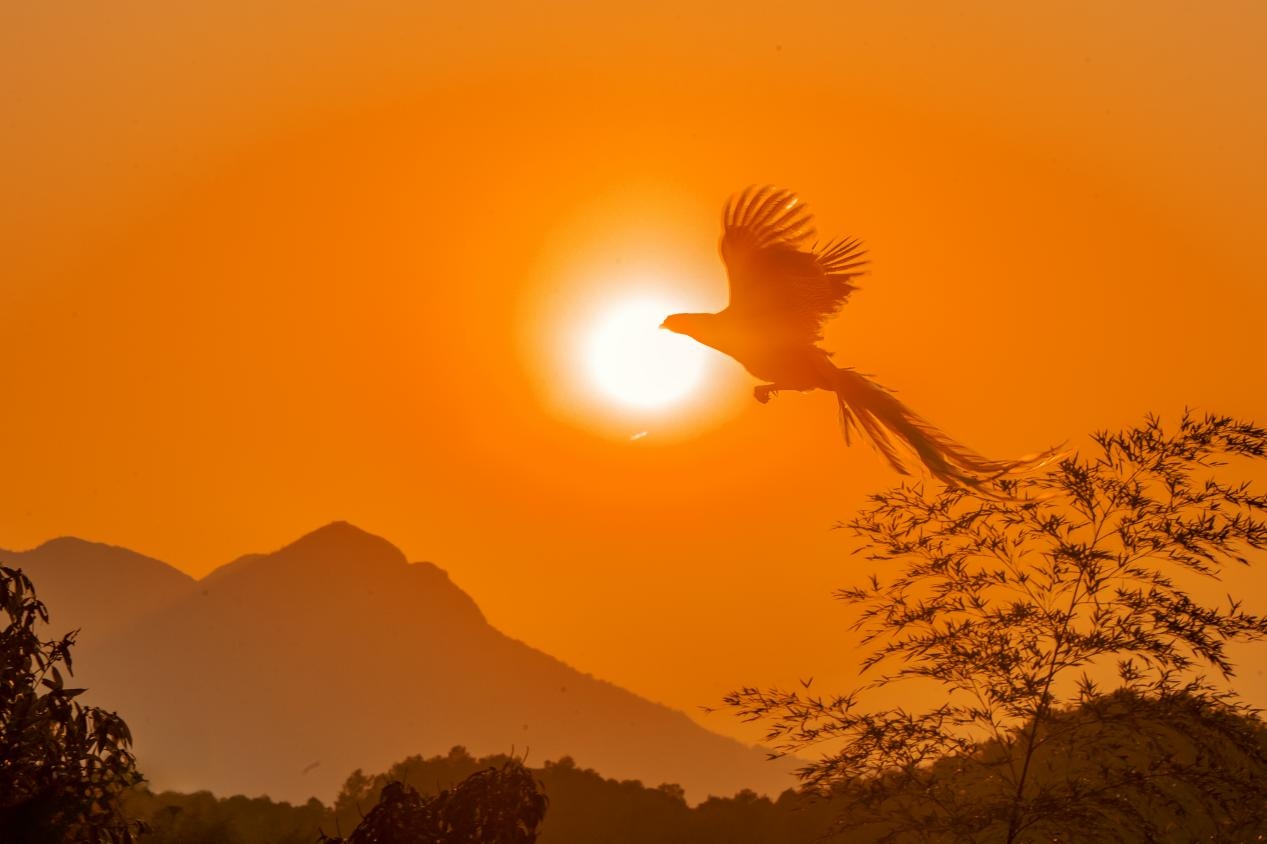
[754,384,780,404]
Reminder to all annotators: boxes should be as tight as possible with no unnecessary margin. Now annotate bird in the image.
[660,186,1059,489]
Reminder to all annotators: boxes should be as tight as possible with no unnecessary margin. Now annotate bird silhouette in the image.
[661,186,1058,488]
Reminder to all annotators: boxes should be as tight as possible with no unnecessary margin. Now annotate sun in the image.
[584,297,710,410]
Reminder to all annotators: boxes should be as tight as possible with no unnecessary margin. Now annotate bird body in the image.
[661,310,834,392]
[662,186,1058,488]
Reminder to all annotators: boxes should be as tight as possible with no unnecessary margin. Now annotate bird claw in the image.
[754,385,778,404]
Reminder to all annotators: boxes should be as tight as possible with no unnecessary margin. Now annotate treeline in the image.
[123,692,1267,843]
[123,747,837,844]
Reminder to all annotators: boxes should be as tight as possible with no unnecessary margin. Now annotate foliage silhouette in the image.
[0,565,144,843]
[727,412,1267,841]
[331,748,833,844]
[319,757,547,844]
[124,747,838,843]
[122,789,328,844]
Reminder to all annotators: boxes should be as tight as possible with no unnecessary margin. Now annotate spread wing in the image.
[720,186,867,342]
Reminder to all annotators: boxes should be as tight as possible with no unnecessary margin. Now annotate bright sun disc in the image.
[585,298,708,410]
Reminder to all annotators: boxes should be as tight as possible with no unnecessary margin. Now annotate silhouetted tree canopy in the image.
[728,412,1267,841]
[319,758,547,844]
[122,747,837,843]
[122,789,328,844]
[0,565,144,843]
[329,748,835,844]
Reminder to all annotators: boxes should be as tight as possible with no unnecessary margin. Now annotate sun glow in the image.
[522,189,745,437]
[584,298,709,410]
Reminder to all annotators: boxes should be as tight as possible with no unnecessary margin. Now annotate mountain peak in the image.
[15,535,171,566]
[201,521,408,585]
[0,535,194,641]
[1,535,190,582]
[279,521,405,566]
[34,535,105,553]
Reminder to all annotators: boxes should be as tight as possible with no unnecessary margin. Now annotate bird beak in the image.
[658,320,669,330]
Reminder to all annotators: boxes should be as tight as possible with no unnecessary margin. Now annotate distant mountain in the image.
[7,522,797,804]
[0,537,195,642]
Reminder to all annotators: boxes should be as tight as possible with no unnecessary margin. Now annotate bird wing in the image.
[720,186,867,342]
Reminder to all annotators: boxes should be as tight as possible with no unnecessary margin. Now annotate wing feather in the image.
[721,186,867,342]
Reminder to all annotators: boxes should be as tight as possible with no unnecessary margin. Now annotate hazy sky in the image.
[4,2,1266,741]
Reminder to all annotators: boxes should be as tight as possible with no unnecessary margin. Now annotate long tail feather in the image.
[832,366,1065,489]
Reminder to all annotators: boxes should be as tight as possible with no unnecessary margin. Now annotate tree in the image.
[727,412,1267,841]
[320,758,548,844]
[0,565,144,843]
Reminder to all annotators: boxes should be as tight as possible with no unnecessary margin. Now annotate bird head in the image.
[660,312,724,350]
[659,312,703,337]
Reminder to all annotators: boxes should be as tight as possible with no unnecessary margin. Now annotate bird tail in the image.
[831,366,1065,490]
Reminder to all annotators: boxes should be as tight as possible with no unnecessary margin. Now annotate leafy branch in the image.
[727,412,1267,841]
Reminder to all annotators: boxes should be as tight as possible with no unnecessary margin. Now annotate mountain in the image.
[0,537,196,642]
[7,523,797,804]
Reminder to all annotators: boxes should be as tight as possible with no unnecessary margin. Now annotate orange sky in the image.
[4,2,1267,743]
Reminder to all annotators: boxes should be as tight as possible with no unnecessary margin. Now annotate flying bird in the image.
[661,186,1056,488]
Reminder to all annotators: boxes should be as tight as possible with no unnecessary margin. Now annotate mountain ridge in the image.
[9,522,795,804]
[1,536,196,641]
